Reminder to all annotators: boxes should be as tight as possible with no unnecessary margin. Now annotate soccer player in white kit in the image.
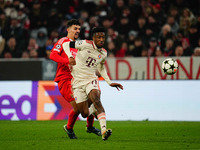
[63,27,123,140]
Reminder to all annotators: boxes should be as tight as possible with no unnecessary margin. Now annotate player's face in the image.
[67,25,81,40]
[93,32,105,48]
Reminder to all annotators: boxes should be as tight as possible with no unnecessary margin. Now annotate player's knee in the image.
[80,109,89,118]
[93,98,102,108]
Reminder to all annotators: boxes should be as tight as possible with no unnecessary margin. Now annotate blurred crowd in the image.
[0,0,200,59]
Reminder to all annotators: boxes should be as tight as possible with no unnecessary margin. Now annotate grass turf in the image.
[0,120,200,150]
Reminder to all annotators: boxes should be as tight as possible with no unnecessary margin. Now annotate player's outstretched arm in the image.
[110,83,123,91]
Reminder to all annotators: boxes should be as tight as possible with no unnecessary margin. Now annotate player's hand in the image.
[110,83,123,91]
[68,64,73,72]
[69,57,76,65]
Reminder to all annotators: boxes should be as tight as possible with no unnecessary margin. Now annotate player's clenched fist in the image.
[69,57,76,65]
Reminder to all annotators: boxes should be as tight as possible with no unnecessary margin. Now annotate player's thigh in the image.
[58,80,74,103]
[86,80,101,103]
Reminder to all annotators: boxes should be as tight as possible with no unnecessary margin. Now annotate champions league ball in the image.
[162,58,178,75]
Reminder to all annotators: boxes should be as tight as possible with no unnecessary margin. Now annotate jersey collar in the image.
[92,41,103,52]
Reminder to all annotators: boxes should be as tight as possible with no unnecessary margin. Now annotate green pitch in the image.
[0,121,200,150]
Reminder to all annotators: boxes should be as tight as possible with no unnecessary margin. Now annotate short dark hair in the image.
[92,27,106,37]
[67,19,80,28]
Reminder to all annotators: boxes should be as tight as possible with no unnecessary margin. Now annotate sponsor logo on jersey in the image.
[98,54,101,59]
[56,44,61,49]
[53,48,60,52]
[75,97,77,101]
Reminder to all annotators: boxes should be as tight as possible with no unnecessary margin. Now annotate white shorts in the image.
[73,80,100,104]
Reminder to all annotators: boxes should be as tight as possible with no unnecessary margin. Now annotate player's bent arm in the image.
[63,42,73,58]
[63,40,85,58]
[50,51,69,64]
[97,62,112,85]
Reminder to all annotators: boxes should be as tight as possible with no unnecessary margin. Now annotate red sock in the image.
[86,115,94,128]
[67,109,79,130]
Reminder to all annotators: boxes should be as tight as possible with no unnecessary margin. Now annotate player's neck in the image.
[67,36,75,41]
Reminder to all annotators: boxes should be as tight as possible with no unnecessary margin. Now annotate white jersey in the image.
[72,40,108,88]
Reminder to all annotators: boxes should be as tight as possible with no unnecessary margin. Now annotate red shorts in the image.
[57,79,74,103]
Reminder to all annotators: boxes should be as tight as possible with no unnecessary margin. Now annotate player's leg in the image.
[86,80,112,140]
[74,86,101,136]
[86,100,101,136]
[58,80,79,139]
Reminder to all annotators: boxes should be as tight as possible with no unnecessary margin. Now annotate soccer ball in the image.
[162,58,178,75]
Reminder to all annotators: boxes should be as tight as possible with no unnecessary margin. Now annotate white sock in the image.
[97,112,106,134]
[88,104,97,116]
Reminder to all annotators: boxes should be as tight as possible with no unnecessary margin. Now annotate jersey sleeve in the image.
[50,39,69,64]
[97,58,112,85]
[74,40,86,50]
[50,51,69,64]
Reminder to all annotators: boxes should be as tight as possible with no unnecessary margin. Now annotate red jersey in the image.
[50,37,78,82]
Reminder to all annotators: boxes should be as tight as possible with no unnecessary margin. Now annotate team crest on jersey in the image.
[56,44,61,49]
[98,54,101,59]
[76,40,83,45]
[74,97,77,101]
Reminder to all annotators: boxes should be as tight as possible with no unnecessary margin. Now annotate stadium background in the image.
[0,0,200,121]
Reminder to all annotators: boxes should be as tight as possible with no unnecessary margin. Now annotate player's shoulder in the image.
[102,48,107,53]
[57,37,70,45]
[101,48,107,55]
[85,40,93,45]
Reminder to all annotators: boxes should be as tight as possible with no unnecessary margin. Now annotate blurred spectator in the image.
[175,45,184,56]
[45,45,53,59]
[159,24,173,49]
[188,24,199,49]
[3,37,21,57]
[127,30,137,53]
[155,46,163,57]
[29,1,47,29]
[0,11,10,38]
[163,38,174,56]
[112,0,125,22]
[168,7,180,23]
[27,37,39,58]
[35,27,48,48]
[27,38,39,51]
[46,8,61,34]
[106,28,122,50]
[0,35,5,57]
[147,15,159,35]
[58,19,68,37]
[147,37,158,57]
[151,3,166,27]
[140,0,152,17]
[4,16,24,41]
[192,47,200,56]
[49,30,59,45]
[45,39,53,59]
[116,16,131,39]
[79,12,90,39]
[21,51,30,59]
[128,0,142,27]
[181,37,192,56]
[135,16,147,38]
[126,37,143,57]
[115,41,128,57]
[4,51,12,59]
[166,15,179,34]
[107,40,117,56]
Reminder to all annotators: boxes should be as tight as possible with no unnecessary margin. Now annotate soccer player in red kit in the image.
[50,19,101,139]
